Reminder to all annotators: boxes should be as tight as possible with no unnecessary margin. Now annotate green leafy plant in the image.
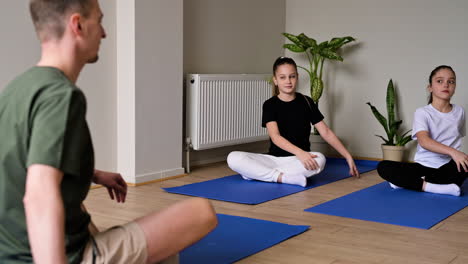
[282,33,355,106]
[366,79,412,146]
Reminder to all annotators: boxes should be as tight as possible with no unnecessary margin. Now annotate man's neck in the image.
[37,41,84,84]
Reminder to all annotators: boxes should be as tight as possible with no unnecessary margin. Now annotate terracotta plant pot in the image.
[381,145,404,162]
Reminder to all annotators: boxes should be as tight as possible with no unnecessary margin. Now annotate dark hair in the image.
[30,0,93,41]
[272,56,298,96]
[427,65,456,104]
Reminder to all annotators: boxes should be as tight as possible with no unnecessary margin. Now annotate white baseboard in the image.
[135,167,185,184]
[190,155,228,167]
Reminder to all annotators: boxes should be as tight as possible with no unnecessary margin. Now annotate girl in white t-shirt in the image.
[377,65,467,196]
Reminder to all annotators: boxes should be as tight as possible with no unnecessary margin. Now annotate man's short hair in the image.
[29,0,93,41]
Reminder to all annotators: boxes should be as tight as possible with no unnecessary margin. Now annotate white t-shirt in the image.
[412,104,466,168]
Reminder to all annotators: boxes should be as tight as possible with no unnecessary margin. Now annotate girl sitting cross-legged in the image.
[378,65,467,196]
[227,56,359,187]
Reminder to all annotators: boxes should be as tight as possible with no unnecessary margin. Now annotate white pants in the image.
[227,151,326,182]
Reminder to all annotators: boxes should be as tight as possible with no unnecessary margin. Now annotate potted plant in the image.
[366,79,412,161]
[283,32,356,134]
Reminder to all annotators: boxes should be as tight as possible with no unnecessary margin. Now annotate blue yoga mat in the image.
[305,181,468,229]
[164,158,378,204]
[181,214,309,264]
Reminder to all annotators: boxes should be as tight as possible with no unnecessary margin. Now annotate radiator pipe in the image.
[185,137,192,173]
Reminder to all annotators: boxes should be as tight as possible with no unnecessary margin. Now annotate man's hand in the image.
[93,170,127,203]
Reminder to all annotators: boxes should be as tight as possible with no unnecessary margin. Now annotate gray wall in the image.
[286,0,468,160]
[0,2,39,90]
[0,1,118,171]
[135,0,184,178]
[3,0,467,180]
[184,0,286,74]
[80,0,117,171]
[184,0,286,165]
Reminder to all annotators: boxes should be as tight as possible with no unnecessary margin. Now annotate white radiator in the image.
[186,74,272,151]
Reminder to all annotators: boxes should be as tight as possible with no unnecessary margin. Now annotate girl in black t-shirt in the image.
[227,57,359,187]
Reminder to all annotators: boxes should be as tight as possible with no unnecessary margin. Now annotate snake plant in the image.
[366,79,412,146]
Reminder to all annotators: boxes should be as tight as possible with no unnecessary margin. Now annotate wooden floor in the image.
[85,162,468,264]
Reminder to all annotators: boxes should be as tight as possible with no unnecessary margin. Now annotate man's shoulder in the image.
[8,66,71,88]
[11,67,80,101]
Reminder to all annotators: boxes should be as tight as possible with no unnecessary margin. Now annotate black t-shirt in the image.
[262,92,324,157]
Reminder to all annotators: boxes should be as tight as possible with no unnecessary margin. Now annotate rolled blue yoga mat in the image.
[180,214,309,264]
[305,181,468,229]
[163,158,378,204]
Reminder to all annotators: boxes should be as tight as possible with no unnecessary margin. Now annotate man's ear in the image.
[69,13,83,36]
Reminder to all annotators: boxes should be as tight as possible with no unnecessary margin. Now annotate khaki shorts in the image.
[81,221,148,264]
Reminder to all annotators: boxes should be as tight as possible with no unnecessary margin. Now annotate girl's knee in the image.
[312,152,326,171]
[226,151,246,169]
[377,160,390,173]
[377,160,393,179]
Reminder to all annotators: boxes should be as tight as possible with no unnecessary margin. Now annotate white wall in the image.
[286,0,468,160]
[0,1,117,171]
[184,0,286,165]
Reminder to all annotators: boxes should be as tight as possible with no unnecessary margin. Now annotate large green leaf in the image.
[375,135,390,145]
[328,37,342,47]
[309,45,319,56]
[366,102,389,136]
[400,129,412,138]
[395,129,412,146]
[390,120,402,131]
[329,36,356,50]
[388,119,402,146]
[283,44,305,53]
[319,48,343,61]
[396,135,412,146]
[311,77,323,103]
[298,33,317,49]
[318,40,329,50]
[386,79,395,134]
[282,33,303,47]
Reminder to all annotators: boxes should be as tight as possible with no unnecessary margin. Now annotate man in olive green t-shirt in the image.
[0,65,97,263]
[0,0,217,263]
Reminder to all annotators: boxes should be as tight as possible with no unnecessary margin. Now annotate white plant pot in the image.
[310,134,332,155]
[310,134,324,144]
[381,145,405,162]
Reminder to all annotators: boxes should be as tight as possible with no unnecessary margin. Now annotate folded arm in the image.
[416,131,468,172]
[266,121,320,171]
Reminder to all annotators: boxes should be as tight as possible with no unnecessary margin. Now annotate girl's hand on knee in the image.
[297,151,319,171]
[451,150,468,172]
